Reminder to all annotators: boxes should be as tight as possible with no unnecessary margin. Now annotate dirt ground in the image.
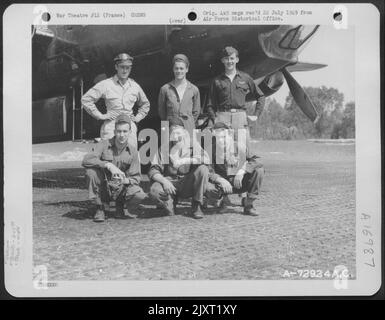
[33,140,356,280]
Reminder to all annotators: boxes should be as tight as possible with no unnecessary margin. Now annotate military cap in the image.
[212,122,230,130]
[115,113,132,125]
[114,53,134,64]
[172,54,190,67]
[168,117,185,128]
[221,46,239,58]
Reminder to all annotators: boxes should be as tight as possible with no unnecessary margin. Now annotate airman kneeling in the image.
[82,114,147,222]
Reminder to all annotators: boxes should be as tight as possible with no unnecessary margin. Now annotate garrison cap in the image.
[168,117,185,129]
[172,54,190,67]
[221,46,239,58]
[115,113,132,125]
[114,53,134,64]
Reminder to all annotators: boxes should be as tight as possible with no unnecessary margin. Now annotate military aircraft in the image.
[32,24,326,143]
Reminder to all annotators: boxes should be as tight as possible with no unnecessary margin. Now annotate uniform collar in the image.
[107,137,115,149]
[168,80,193,89]
[220,69,241,79]
[113,75,132,87]
[108,137,131,152]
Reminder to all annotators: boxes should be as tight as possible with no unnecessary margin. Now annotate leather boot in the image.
[116,201,137,219]
[159,198,175,216]
[219,194,231,210]
[242,197,258,216]
[202,196,208,209]
[206,195,227,213]
[191,201,204,219]
[93,205,105,222]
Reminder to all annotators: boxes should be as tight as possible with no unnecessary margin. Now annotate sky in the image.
[272,25,355,106]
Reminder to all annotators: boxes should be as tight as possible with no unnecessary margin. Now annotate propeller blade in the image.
[281,67,319,123]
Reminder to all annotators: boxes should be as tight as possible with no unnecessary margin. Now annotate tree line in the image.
[249,86,355,140]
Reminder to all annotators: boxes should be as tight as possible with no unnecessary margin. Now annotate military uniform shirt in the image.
[82,138,141,185]
[148,143,213,181]
[207,70,263,116]
[82,75,150,123]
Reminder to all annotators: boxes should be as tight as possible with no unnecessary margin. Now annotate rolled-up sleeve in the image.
[81,81,105,120]
[82,141,109,169]
[134,85,150,123]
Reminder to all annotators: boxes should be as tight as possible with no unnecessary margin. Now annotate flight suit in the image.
[158,81,201,141]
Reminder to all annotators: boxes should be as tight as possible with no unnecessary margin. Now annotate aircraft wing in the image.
[32,25,79,46]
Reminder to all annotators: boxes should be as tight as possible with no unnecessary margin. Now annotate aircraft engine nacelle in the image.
[255,71,285,97]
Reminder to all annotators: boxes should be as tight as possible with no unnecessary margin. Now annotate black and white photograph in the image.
[3,3,381,297]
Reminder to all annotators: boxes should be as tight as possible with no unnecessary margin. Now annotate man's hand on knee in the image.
[217,177,233,194]
[234,169,245,189]
[105,162,125,178]
[205,183,222,200]
[162,179,176,196]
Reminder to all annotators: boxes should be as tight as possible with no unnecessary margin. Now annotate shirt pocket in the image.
[105,89,120,105]
[125,92,138,105]
[217,82,230,100]
[236,82,250,95]
[119,161,129,173]
[121,153,132,168]
[166,90,179,102]
[165,92,179,115]
[166,102,178,116]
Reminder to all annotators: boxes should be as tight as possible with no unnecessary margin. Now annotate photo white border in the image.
[3,3,381,297]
